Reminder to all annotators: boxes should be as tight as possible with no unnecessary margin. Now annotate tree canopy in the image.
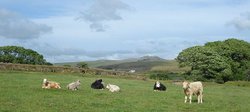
[177,38,250,83]
[0,46,51,65]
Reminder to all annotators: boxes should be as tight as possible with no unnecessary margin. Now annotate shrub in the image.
[150,73,168,80]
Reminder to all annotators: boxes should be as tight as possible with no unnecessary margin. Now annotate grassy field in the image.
[1,71,250,112]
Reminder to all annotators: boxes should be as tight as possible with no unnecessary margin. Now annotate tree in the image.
[205,39,250,80]
[177,46,232,83]
[177,38,250,83]
[0,46,50,65]
[76,62,88,68]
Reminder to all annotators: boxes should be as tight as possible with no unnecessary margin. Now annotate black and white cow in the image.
[91,79,104,89]
[153,81,166,91]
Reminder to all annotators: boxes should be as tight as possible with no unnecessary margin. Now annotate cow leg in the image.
[184,96,187,103]
[200,94,203,103]
[198,95,200,104]
[189,95,192,104]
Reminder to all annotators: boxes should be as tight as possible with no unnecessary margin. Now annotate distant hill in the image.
[97,60,168,72]
[137,56,166,62]
[54,56,189,73]
[97,56,168,72]
[54,57,139,68]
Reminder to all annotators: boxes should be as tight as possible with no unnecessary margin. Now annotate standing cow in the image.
[182,81,203,104]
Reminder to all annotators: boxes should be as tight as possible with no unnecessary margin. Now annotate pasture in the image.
[1,71,250,112]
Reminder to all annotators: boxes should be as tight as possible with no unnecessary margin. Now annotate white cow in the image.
[182,81,203,104]
[67,80,81,90]
[106,84,120,92]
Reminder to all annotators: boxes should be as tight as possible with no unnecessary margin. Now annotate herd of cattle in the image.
[42,78,203,104]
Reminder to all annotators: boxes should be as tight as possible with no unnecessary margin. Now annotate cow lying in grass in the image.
[67,80,81,91]
[42,79,61,89]
[153,81,166,91]
[182,81,203,104]
[91,79,104,89]
[106,84,120,92]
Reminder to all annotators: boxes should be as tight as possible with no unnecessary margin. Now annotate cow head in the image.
[182,81,190,89]
[76,80,80,83]
[106,84,111,89]
[97,79,102,82]
[43,79,47,83]
[156,81,161,88]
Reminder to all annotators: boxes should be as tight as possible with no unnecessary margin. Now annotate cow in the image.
[67,80,81,91]
[91,79,104,89]
[42,79,61,89]
[182,81,203,104]
[106,84,120,92]
[153,81,166,91]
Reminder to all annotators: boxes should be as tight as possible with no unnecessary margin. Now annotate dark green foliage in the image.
[177,38,250,83]
[149,73,169,80]
[149,71,183,80]
[246,70,250,81]
[0,46,50,65]
[205,39,250,80]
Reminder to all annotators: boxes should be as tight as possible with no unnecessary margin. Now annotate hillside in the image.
[97,56,168,72]
[54,58,138,68]
[54,56,166,68]
[54,56,188,73]
[97,60,168,72]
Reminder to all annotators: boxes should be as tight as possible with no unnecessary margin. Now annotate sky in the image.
[0,0,250,63]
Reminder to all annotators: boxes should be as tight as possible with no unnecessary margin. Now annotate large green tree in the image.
[0,46,51,65]
[205,39,250,80]
[177,38,250,83]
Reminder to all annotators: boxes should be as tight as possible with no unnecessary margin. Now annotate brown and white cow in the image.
[42,79,61,89]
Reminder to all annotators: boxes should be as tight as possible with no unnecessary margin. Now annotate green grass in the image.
[1,71,250,112]
[150,60,190,73]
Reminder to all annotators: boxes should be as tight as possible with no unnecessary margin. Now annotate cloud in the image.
[44,48,133,62]
[17,42,133,62]
[227,12,250,31]
[77,0,131,32]
[0,9,52,39]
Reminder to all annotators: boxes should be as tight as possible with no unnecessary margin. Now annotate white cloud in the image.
[77,0,131,32]
[227,12,250,31]
[0,9,52,39]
